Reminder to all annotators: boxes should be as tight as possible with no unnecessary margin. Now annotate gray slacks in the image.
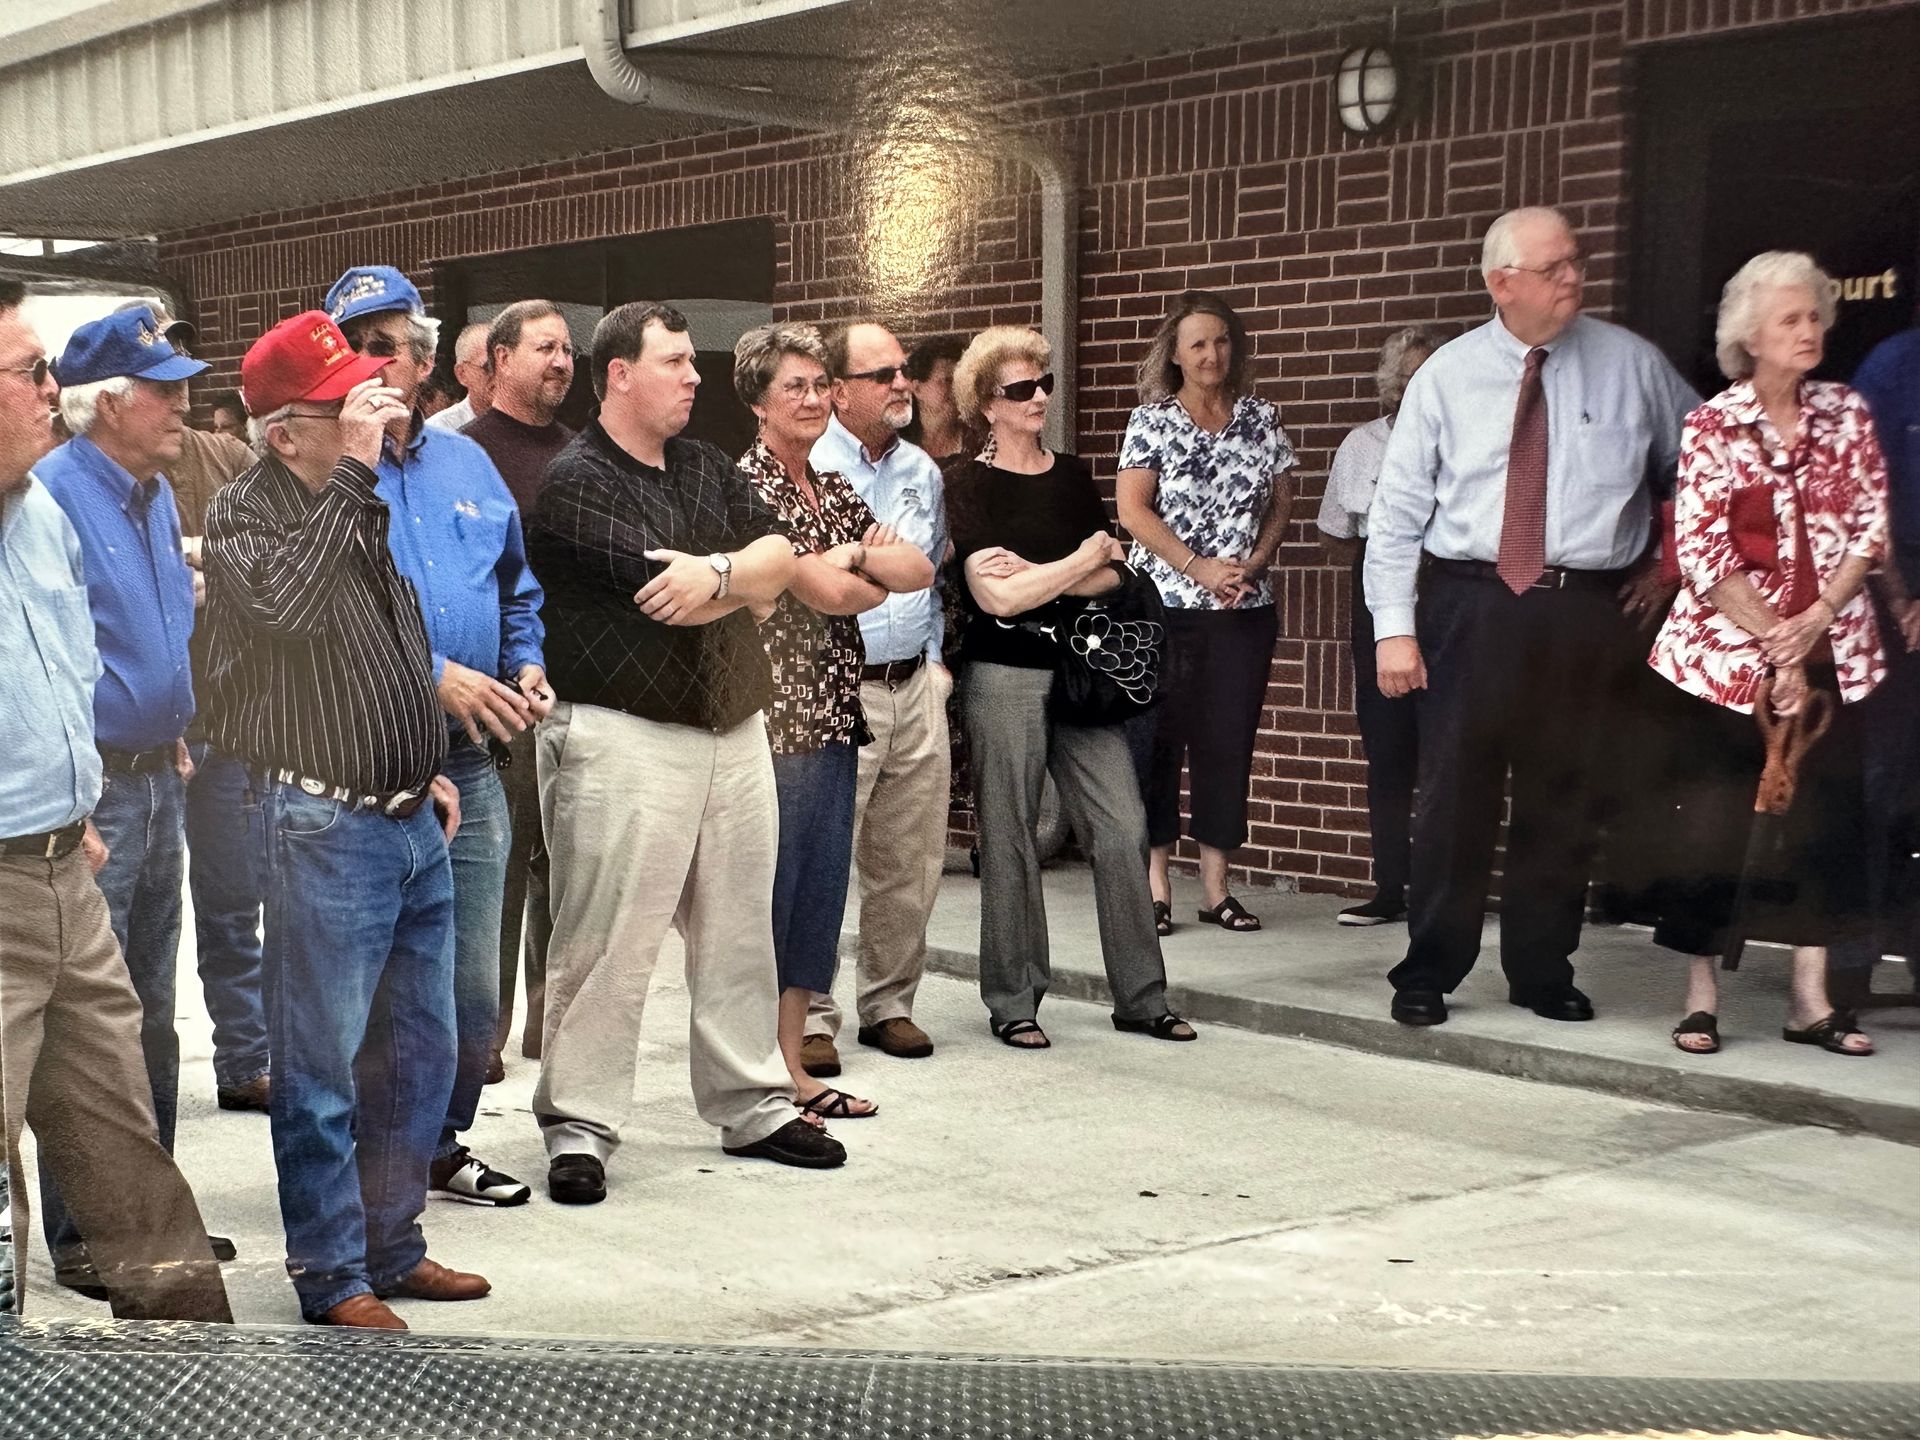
[961,661,1169,1026]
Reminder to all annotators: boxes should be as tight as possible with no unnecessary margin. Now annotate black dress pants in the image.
[1350,555,1417,897]
[1388,565,1633,997]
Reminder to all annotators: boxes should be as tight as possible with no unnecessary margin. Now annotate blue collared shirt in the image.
[374,420,544,693]
[35,435,196,751]
[1851,328,1920,580]
[1,477,103,834]
[810,414,945,664]
[1365,313,1700,639]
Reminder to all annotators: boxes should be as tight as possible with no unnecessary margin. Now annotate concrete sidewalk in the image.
[889,864,1920,1145]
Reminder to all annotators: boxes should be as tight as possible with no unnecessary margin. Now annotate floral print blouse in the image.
[1650,380,1889,714]
[738,440,876,754]
[1118,393,1296,610]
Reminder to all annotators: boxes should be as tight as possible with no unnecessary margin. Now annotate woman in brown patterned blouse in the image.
[734,323,935,1120]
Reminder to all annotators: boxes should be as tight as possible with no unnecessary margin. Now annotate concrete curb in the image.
[911,944,1920,1148]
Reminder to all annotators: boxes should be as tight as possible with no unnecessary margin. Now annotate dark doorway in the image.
[432,218,775,452]
[1630,10,1920,392]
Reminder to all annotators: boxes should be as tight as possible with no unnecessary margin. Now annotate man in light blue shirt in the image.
[804,322,950,1068]
[1364,207,1698,1029]
[35,309,237,1290]
[329,265,549,1209]
[0,281,231,1322]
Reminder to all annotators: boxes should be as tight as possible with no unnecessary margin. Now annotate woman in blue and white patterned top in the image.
[1116,291,1295,935]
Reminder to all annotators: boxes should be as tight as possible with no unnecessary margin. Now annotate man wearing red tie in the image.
[1363,206,1699,1027]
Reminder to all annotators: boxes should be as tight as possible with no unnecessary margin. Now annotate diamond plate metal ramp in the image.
[1,1321,1914,1439]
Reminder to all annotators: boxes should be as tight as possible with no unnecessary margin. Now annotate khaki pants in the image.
[808,661,952,1039]
[0,848,230,1322]
[533,704,795,1159]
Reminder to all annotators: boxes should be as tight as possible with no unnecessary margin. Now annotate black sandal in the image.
[1112,1013,1197,1041]
[794,1087,878,1119]
[1783,1011,1874,1056]
[1671,1010,1720,1055]
[991,1018,1051,1049]
[1197,896,1260,932]
[1152,900,1173,936]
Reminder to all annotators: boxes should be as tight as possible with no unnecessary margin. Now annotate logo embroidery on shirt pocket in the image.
[454,499,481,519]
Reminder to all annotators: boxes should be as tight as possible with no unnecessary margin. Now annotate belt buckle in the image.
[43,829,62,859]
[298,775,326,796]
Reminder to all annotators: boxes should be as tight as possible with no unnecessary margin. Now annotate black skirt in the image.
[1649,669,1872,956]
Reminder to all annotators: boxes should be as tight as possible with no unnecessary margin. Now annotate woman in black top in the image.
[947,325,1196,1050]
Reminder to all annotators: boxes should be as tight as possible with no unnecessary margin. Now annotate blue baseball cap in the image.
[324,266,424,325]
[54,309,209,387]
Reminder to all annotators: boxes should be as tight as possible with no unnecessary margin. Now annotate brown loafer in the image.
[217,1073,271,1112]
[318,1293,408,1329]
[856,1017,933,1059]
[379,1256,491,1302]
[798,1033,841,1078]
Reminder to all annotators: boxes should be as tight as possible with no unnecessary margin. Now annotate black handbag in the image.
[1014,564,1167,726]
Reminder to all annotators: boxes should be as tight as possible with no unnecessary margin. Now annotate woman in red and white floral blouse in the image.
[1647,251,1891,1059]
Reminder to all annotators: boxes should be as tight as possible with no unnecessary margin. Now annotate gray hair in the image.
[1714,250,1838,381]
[1480,206,1574,281]
[733,321,829,407]
[247,403,295,455]
[1375,326,1444,410]
[58,375,136,436]
[453,322,490,368]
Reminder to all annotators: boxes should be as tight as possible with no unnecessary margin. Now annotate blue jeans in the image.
[41,761,185,1257]
[184,743,269,1089]
[258,781,456,1322]
[439,743,508,1160]
[771,740,859,993]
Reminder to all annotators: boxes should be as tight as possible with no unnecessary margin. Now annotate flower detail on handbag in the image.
[1064,609,1163,702]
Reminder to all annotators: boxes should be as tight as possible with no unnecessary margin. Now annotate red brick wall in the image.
[157,0,1915,895]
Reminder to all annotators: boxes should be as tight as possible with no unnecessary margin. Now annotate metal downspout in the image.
[577,0,1080,447]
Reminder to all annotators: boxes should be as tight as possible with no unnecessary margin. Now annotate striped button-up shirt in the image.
[0,477,103,836]
[202,453,445,795]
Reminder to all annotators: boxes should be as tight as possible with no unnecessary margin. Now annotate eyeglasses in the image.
[1503,254,1587,282]
[527,340,575,360]
[842,364,909,386]
[1,358,52,387]
[993,372,1055,403]
[352,334,401,359]
[777,376,834,401]
[283,409,342,423]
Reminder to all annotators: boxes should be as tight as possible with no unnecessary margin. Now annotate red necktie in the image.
[1497,346,1550,595]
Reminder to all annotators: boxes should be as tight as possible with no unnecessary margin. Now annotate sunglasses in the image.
[842,364,910,386]
[350,334,402,359]
[993,372,1055,403]
[2,358,53,387]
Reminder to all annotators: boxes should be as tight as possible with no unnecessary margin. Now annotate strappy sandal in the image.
[991,1018,1051,1049]
[1671,1010,1720,1055]
[795,1087,877,1119]
[1783,1011,1874,1056]
[1152,900,1174,937]
[1112,1013,1198,1042]
[1197,895,1260,932]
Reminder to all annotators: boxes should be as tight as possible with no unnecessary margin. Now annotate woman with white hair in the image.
[947,325,1196,1050]
[1317,325,1443,927]
[1648,251,1891,1058]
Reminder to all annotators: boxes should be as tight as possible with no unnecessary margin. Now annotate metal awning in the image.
[0,0,1408,237]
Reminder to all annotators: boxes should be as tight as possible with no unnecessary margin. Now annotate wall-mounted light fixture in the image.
[1335,44,1403,135]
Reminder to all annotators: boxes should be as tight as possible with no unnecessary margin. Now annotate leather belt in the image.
[267,768,429,820]
[1422,556,1628,591]
[98,744,175,774]
[861,654,925,687]
[0,819,87,860]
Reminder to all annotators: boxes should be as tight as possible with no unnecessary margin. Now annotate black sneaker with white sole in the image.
[429,1147,532,1207]
[1337,892,1408,926]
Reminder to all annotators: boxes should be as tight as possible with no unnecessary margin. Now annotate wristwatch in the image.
[707,552,733,599]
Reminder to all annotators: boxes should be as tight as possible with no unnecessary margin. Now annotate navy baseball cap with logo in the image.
[54,309,209,387]
[324,265,424,325]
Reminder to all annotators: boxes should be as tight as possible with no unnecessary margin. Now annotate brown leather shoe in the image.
[380,1256,491,1302]
[856,1017,934,1059]
[798,1033,841,1078]
[318,1294,408,1329]
[217,1073,271,1112]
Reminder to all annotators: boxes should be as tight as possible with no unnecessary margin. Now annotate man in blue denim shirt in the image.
[34,309,242,1293]
[0,281,230,1322]
[328,266,549,1209]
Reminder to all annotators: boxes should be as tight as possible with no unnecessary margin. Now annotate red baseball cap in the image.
[241,310,391,415]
